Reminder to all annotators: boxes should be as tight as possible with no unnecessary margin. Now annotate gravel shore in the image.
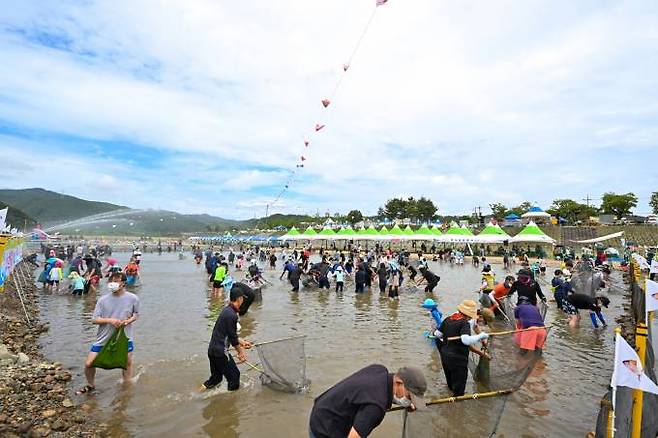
[0,262,107,437]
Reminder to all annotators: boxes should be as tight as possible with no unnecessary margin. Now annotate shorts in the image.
[514,326,546,351]
[72,289,83,296]
[47,280,59,286]
[213,280,225,289]
[91,340,134,353]
[562,299,578,315]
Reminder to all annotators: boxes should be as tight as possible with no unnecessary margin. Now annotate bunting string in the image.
[264,0,389,217]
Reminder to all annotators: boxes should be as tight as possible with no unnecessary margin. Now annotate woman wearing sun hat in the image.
[437,300,490,396]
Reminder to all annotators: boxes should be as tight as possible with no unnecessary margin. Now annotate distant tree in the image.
[381,198,409,220]
[600,192,638,219]
[508,201,532,216]
[346,210,364,225]
[547,199,598,224]
[489,203,508,221]
[650,192,658,215]
[415,197,438,222]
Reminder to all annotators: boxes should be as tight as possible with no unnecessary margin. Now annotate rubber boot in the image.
[596,311,607,327]
[589,311,599,328]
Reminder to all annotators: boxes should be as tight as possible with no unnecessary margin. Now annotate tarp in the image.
[569,231,624,244]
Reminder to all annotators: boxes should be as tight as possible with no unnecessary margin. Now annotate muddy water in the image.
[37,252,623,437]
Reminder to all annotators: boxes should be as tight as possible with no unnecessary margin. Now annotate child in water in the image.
[48,260,64,291]
[68,271,86,296]
[422,298,443,341]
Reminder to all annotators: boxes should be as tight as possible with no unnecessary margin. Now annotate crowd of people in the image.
[30,239,618,437]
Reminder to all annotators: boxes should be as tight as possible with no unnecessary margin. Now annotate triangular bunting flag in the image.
[322,99,331,108]
[304,140,309,147]
[343,64,350,72]
[315,124,325,132]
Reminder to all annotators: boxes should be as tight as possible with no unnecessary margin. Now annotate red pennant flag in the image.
[343,64,350,72]
[300,155,306,161]
[315,124,325,132]
[321,99,331,108]
[304,140,309,147]
[376,0,388,6]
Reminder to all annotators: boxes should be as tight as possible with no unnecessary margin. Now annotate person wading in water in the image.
[201,288,253,391]
[309,365,427,438]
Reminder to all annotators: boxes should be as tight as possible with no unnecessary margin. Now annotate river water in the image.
[37,252,624,437]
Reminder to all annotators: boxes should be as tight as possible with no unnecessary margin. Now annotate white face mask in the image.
[393,395,412,408]
[108,282,121,292]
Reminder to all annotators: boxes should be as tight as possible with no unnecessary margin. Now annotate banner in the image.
[0,236,24,293]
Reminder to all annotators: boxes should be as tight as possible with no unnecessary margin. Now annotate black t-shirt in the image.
[310,364,393,438]
[208,305,239,356]
[567,293,597,311]
[438,315,471,365]
[509,279,545,305]
[355,269,367,284]
[422,270,439,284]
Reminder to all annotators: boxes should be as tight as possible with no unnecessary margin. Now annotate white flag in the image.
[632,253,650,270]
[650,259,658,274]
[0,207,7,230]
[646,280,658,322]
[611,333,658,397]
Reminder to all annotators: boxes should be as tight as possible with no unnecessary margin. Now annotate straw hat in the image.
[457,300,478,319]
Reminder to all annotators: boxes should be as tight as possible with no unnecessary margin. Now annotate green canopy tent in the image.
[280,226,301,241]
[412,224,436,241]
[336,225,357,239]
[431,225,443,236]
[509,221,556,244]
[318,226,337,238]
[475,222,510,244]
[301,226,319,241]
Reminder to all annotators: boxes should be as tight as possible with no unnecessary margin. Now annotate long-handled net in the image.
[403,327,549,437]
[254,335,310,393]
[570,261,605,297]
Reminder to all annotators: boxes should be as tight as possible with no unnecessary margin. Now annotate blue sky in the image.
[1,0,657,219]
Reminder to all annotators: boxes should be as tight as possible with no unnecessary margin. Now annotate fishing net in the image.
[255,335,310,393]
[401,393,511,438]
[467,328,548,391]
[570,261,604,297]
[402,328,548,438]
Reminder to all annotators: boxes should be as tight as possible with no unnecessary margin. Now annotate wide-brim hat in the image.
[457,299,478,319]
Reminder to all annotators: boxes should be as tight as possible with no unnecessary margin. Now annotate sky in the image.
[1,0,657,219]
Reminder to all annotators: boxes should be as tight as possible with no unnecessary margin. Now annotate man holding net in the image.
[200,288,252,391]
[437,300,490,396]
[309,364,427,438]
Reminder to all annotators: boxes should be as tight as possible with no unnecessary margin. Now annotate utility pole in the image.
[583,194,593,208]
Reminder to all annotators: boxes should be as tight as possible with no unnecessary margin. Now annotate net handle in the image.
[253,334,306,347]
[446,325,551,341]
[388,388,516,412]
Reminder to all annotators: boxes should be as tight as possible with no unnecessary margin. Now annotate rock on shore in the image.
[0,262,106,437]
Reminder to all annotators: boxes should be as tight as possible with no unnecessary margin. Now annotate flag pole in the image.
[609,327,621,438]
[631,322,648,438]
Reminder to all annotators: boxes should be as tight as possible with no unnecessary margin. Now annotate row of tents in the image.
[279,221,556,244]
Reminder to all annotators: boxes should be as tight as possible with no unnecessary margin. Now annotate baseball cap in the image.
[397,367,427,410]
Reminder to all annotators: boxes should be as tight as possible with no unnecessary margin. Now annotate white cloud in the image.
[0,0,657,218]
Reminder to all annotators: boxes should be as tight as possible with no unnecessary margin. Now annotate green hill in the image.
[0,188,125,225]
[0,201,37,231]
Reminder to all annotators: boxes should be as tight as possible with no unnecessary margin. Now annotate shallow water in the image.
[37,252,623,437]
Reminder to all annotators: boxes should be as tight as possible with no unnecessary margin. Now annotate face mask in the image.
[108,282,121,292]
[393,395,412,408]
